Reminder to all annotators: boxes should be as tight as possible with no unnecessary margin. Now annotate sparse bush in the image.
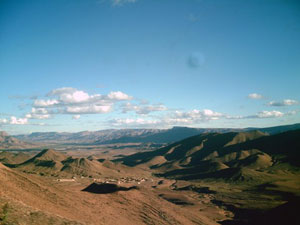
[0,203,9,225]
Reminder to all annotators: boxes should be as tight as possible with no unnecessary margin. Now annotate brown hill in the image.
[16,149,67,175]
[61,157,104,177]
[13,149,149,178]
[118,130,300,181]
[0,162,219,225]
[0,151,31,164]
[0,162,81,224]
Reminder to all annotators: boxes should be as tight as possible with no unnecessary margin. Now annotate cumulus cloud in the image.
[6,87,134,125]
[72,115,81,120]
[173,109,223,122]
[0,117,28,125]
[122,102,167,115]
[108,91,132,100]
[34,99,59,107]
[25,108,51,120]
[48,88,98,104]
[10,116,28,125]
[30,87,133,116]
[187,52,205,68]
[267,99,299,107]
[248,93,263,99]
[47,87,131,104]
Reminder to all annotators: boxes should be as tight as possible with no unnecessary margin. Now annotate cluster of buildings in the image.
[93,177,154,185]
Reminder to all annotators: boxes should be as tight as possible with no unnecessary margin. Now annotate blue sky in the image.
[0,0,299,134]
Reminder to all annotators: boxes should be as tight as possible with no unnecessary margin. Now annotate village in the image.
[56,176,155,185]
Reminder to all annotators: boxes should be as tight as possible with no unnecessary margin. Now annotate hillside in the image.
[0,151,31,164]
[13,149,149,178]
[118,129,300,181]
[0,131,37,149]
[0,162,223,225]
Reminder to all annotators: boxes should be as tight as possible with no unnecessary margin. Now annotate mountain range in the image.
[13,123,300,145]
[118,129,300,181]
[0,131,37,149]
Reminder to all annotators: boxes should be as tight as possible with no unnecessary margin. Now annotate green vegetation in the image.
[0,203,9,225]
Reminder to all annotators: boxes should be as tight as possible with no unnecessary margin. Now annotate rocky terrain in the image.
[0,127,299,225]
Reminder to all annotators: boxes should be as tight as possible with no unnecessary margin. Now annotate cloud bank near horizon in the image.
[0,88,298,131]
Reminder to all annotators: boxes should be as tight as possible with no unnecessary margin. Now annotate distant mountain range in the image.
[0,131,38,149]
[118,129,300,181]
[12,123,300,145]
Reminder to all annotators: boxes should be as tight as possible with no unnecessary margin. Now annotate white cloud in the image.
[173,109,223,121]
[25,108,51,120]
[111,0,137,7]
[268,99,299,107]
[0,119,8,124]
[48,87,77,96]
[61,90,92,103]
[49,88,96,104]
[228,110,296,120]
[65,105,112,114]
[72,115,81,120]
[108,91,132,100]
[48,87,131,104]
[255,110,284,118]
[236,110,284,119]
[1,117,29,125]
[34,99,59,107]
[122,102,167,114]
[110,118,160,127]
[10,116,28,125]
[109,108,224,128]
[30,87,133,116]
[248,93,263,99]
[25,114,50,119]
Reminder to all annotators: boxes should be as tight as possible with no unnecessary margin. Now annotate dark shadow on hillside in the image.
[218,197,300,225]
[175,185,216,194]
[82,183,138,194]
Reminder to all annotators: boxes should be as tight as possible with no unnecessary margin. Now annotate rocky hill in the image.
[13,149,148,178]
[118,129,300,181]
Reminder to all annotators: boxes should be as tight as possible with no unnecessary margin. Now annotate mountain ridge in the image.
[117,129,300,181]
[12,123,300,145]
[0,131,38,149]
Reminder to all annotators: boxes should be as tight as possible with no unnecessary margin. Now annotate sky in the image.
[0,0,299,134]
